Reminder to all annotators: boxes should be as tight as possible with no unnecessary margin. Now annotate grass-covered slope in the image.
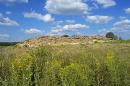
[0,42,130,86]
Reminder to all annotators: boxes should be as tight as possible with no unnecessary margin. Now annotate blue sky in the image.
[0,0,130,42]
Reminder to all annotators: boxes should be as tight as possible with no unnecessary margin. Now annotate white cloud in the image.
[0,0,29,3]
[95,0,116,8]
[87,15,113,24]
[43,14,55,22]
[51,25,64,34]
[5,11,12,15]
[105,19,130,39]
[0,34,9,38]
[97,28,109,36]
[112,19,130,32]
[51,23,89,34]
[125,8,130,14]
[24,28,43,34]
[53,20,76,26]
[98,28,107,33]
[66,20,76,23]
[99,19,130,36]
[0,34,10,41]
[45,0,88,15]
[0,17,19,26]
[63,24,88,31]
[24,12,54,23]
[119,16,127,20]
[114,19,130,27]
[0,13,3,17]
[51,28,63,33]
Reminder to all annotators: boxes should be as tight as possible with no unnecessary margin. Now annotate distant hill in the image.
[0,42,19,46]
[18,36,110,47]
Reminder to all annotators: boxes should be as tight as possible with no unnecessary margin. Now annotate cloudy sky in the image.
[0,0,130,41]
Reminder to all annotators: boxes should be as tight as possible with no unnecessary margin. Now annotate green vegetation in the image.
[0,42,130,86]
[62,34,70,37]
[106,32,118,40]
[0,42,19,46]
[106,40,130,44]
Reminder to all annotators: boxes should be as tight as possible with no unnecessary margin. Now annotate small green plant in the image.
[11,53,33,86]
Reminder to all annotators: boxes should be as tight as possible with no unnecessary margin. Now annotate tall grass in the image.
[0,43,130,86]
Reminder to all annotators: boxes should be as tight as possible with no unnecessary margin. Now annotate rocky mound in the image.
[18,36,110,47]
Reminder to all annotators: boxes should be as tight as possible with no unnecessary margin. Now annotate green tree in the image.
[106,32,117,40]
[62,35,69,37]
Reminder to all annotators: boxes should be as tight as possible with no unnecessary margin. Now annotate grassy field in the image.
[0,41,130,86]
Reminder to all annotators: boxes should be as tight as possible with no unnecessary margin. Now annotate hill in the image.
[18,36,110,47]
[0,42,19,46]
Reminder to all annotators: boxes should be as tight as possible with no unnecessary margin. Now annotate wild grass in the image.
[0,43,130,86]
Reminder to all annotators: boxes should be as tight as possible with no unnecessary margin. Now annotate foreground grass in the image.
[0,42,130,86]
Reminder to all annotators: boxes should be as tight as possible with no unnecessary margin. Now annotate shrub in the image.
[106,32,118,40]
[11,53,33,86]
[62,35,69,37]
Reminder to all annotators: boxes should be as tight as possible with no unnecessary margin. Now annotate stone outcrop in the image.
[18,36,110,47]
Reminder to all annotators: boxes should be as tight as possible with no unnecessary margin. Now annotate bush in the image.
[106,32,118,40]
[11,53,33,86]
[62,35,69,37]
